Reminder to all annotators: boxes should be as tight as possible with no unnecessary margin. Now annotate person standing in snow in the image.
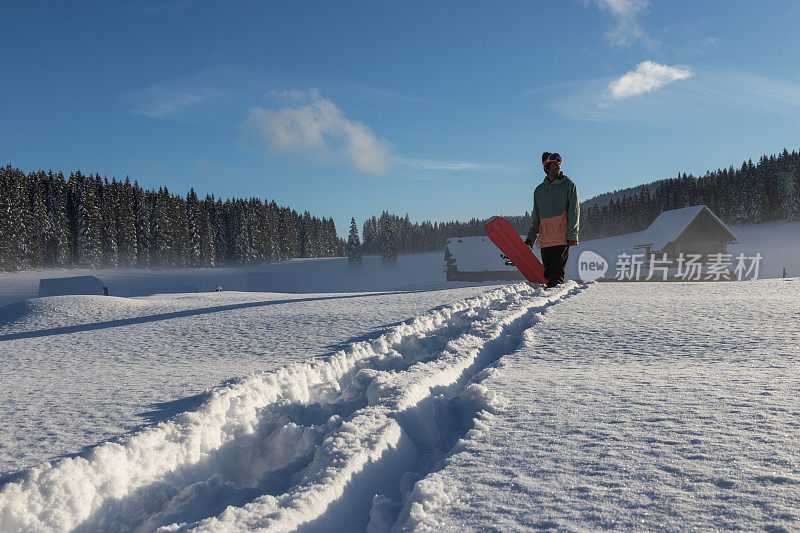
[524,152,580,288]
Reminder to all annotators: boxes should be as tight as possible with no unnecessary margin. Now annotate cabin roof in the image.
[635,205,737,251]
[446,235,519,272]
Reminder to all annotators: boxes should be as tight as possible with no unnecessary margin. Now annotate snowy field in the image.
[399,279,800,531]
[1,247,799,531]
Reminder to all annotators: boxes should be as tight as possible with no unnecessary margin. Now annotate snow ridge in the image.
[0,282,586,532]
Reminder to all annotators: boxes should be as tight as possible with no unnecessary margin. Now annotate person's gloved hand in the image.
[524,238,534,248]
[567,240,578,246]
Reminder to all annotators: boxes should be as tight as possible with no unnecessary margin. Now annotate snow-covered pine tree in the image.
[116,178,137,268]
[212,198,229,266]
[186,188,202,267]
[297,211,310,258]
[100,178,118,268]
[74,172,102,268]
[170,190,189,268]
[228,199,250,266]
[29,172,50,268]
[278,208,298,260]
[51,172,71,267]
[306,216,319,258]
[362,216,377,255]
[199,195,216,267]
[379,211,397,266]
[0,167,14,270]
[779,172,800,221]
[324,217,334,256]
[347,217,362,266]
[245,199,260,264]
[265,200,280,262]
[250,198,270,263]
[132,182,151,268]
[149,188,171,269]
[744,159,762,224]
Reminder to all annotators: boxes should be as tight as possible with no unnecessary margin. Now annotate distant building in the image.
[39,275,105,297]
[445,236,525,282]
[635,205,738,260]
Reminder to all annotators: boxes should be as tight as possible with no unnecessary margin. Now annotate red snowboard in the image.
[485,216,547,285]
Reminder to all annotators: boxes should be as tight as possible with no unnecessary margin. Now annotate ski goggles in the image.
[544,153,562,164]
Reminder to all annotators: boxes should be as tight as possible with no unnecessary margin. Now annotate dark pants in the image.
[541,244,569,288]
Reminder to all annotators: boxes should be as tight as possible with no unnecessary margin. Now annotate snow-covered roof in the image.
[446,235,520,272]
[636,205,737,251]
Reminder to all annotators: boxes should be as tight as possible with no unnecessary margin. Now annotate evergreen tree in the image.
[199,195,216,266]
[50,172,71,267]
[169,190,189,268]
[379,211,397,266]
[779,172,800,221]
[265,200,280,262]
[149,188,171,268]
[132,182,151,268]
[186,188,203,267]
[117,178,138,268]
[0,167,15,270]
[362,216,378,255]
[228,199,250,265]
[99,178,118,268]
[29,172,50,268]
[211,198,228,265]
[74,172,102,268]
[347,217,362,266]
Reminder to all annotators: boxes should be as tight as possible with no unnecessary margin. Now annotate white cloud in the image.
[547,67,800,122]
[590,0,653,47]
[245,89,390,175]
[607,61,692,99]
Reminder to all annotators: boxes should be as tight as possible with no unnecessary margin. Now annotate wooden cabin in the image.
[634,205,738,260]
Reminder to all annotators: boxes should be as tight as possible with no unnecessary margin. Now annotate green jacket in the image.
[526,173,580,248]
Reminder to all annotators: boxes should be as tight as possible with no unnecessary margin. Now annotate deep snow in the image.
[0,282,580,531]
[394,279,800,531]
[0,285,500,477]
[0,249,798,531]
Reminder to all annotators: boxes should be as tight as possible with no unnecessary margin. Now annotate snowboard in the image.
[485,216,547,284]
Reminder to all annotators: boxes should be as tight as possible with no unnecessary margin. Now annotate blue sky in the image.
[3,1,800,237]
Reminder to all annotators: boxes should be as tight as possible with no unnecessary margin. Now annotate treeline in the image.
[5,147,798,271]
[581,148,800,240]
[0,165,343,272]
[360,147,800,251]
[358,211,533,257]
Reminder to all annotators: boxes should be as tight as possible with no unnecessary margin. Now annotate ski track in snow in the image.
[0,281,586,532]
[0,286,497,476]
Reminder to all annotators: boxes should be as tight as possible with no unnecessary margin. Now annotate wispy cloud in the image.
[687,70,800,114]
[606,61,692,99]
[547,67,800,122]
[244,89,391,175]
[396,158,518,172]
[124,66,240,118]
[347,83,441,106]
[588,0,654,47]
